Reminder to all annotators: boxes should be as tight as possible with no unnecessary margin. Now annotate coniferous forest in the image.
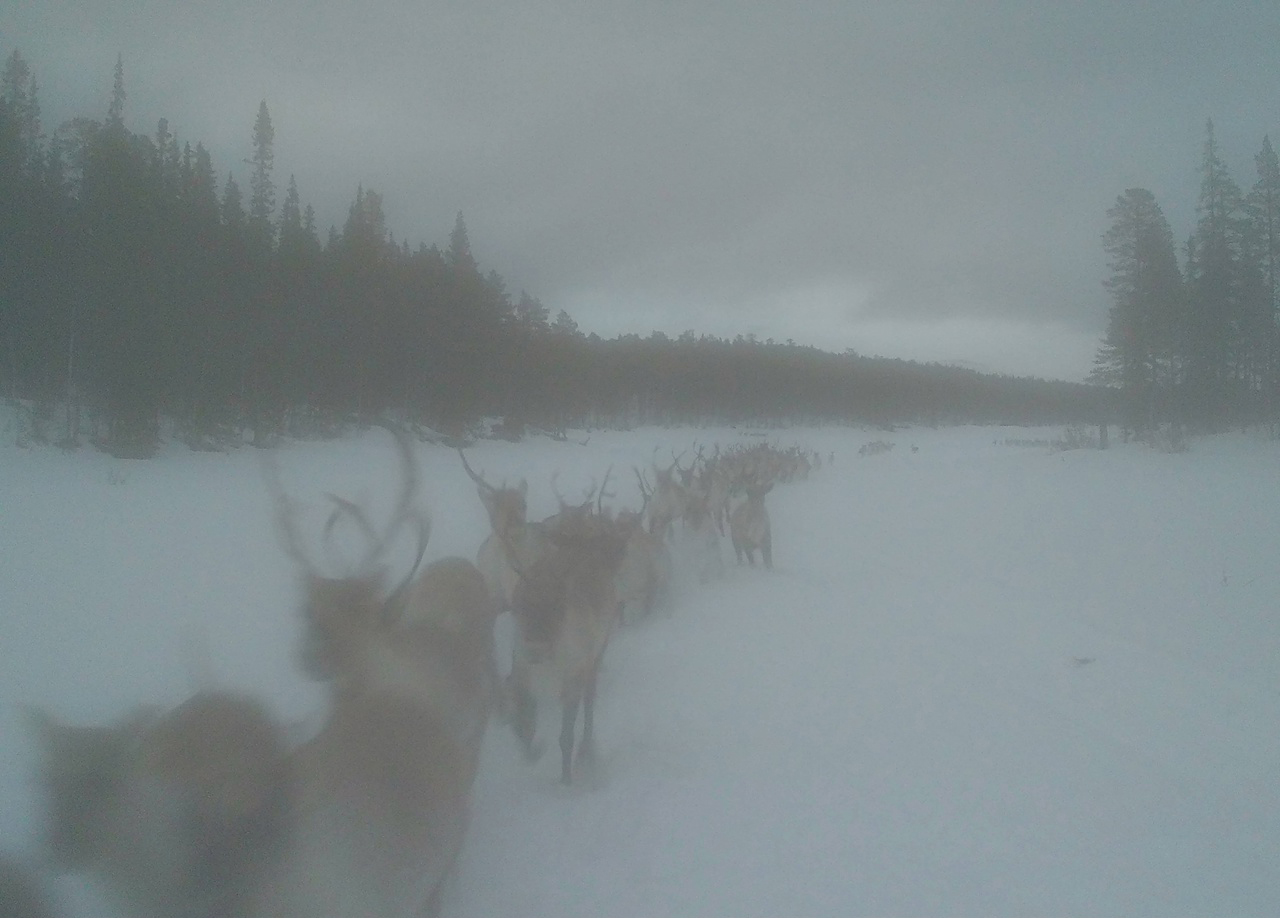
[1092,122,1280,436]
[3,52,1115,456]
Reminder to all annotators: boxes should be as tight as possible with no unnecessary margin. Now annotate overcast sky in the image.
[4,2,1277,381]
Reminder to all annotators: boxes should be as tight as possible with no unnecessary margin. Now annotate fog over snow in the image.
[3,2,1277,381]
[2,415,1278,916]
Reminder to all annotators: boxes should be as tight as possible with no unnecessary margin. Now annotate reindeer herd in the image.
[12,429,821,918]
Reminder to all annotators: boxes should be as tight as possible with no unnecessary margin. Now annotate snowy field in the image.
[1,418,1278,916]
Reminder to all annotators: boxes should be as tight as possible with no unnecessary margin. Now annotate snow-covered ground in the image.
[2,418,1278,916]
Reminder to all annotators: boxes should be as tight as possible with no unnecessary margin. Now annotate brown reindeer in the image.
[26,429,496,918]
[700,451,732,536]
[261,424,498,917]
[459,449,555,613]
[682,486,724,583]
[729,478,773,569]
[25,691,293,918]
[614,468,672,622]
[646,452,688,542]
[503,501,637,784]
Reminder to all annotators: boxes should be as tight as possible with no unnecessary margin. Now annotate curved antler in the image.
[262,451,323,576]
[458,449,496,495]
[596,465,615,516]
[268,424,428,592]
[633,466,652,514]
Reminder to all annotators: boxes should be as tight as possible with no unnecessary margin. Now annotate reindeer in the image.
[614,469,672,621]
[503,497,637,784]
[646,451,688,542]
[729,477,773,569]
[459,449,553,612]
[681,469,724,584]
[25,691,293,918]
[261,425,498,917]
[25,430,494,918]
[305,494,497,780]
[701,450,732,536]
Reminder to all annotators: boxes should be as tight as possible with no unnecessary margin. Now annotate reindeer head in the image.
[674,448,698,489]
[543,469,601,533]
[266,425,430,683]
[294,569,388,679]
[553,509,635,571]
[459,449,527,537]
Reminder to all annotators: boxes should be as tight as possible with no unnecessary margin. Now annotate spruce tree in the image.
[247,101,275,251]
[1091,188,1184,432]
[222,173,245,234]
[278,174,303,245]
[107,54,125,128]
[448,211,475,270]
[1184,119,1246,427]
[1,50,42,179]
[1244,137,1280,423]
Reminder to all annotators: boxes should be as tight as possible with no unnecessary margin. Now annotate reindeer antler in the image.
[550,470,568,510]
[262,451,323,576]
[596,465,615,516]
[267,426,429,602]
[633,466,652,513]
[552,470,598,515]
[458,449,496,495]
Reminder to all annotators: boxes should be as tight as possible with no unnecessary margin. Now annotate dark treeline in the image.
[1093,120,1280,435]
[2,52,1102,456]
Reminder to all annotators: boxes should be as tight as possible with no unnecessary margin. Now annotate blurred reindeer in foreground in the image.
[26,427,497,918]
[263,424,497,917]
[25,691,292,918]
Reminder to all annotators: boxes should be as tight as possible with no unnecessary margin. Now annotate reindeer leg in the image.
[509,663,540,760]
[560,680,583,784]
[762,530,772,570]
[578,658,601,765]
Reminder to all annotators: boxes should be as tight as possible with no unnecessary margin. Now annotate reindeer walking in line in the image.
[501,470,639,784]
[729,477,773,569]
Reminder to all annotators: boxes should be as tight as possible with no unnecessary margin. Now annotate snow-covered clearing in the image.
[1,420,1277,916]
